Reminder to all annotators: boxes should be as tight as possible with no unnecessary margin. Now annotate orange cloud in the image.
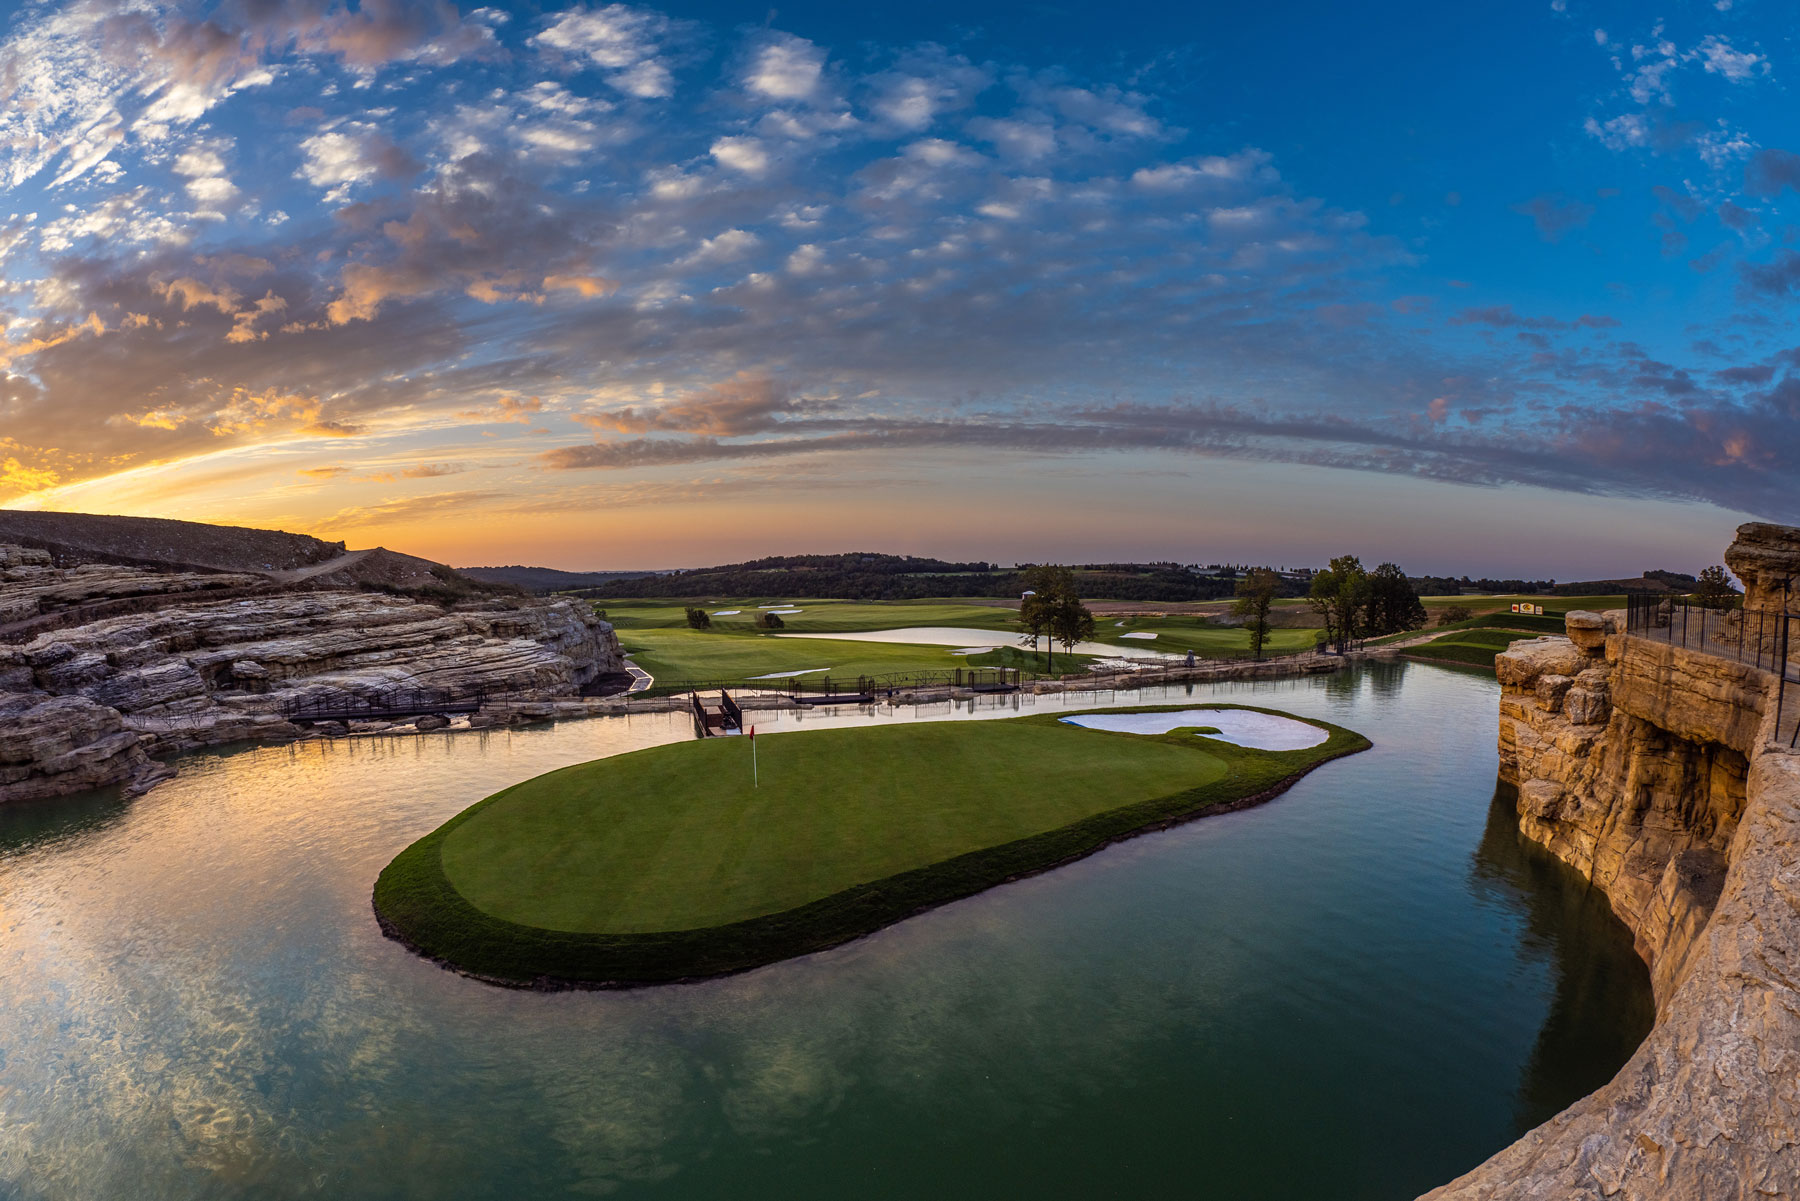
[544,273,617,298]
[457,395,544,425]
[0,312,106,369]
[156,277,242,315]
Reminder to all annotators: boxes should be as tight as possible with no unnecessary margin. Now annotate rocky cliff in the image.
[0,545,623,804]
[1425,523,1800,1200]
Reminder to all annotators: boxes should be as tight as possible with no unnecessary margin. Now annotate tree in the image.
[1693,565,1739,610]
[1365,562,1427,636]
[1309,555,1370,653]
[1018,564,1075,669]
[1233,568,1279,660]
[1437,604,1473,627]
[684,607,711,630]
[757,611,785,629]
[1049,591,1096,661]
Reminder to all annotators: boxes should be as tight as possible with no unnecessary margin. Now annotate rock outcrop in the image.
[0,547,623,804]
[1425,523,1800,1200]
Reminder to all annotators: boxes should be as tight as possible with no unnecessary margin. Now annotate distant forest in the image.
[571,553,1314,602]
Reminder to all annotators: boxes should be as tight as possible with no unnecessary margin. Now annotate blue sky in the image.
[0,0,1793,572]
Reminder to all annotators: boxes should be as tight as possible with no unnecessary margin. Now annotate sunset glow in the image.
[2,0,1791,572]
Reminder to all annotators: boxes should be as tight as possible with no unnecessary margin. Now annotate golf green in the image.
[374,706,1369,986]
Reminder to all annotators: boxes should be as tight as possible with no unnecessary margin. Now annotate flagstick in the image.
[752,726,758,788]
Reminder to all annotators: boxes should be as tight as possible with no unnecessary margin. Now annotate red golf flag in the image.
[749,725,755,739]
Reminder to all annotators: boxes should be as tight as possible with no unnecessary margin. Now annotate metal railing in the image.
[1625,593,1799,747]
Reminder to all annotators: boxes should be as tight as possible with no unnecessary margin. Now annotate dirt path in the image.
[263,548,372,586]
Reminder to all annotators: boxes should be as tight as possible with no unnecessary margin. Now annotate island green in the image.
[375,706,1369,986]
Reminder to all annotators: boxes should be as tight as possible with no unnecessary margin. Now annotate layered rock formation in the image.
[0,545,623,804]
[1426,523,1800,1200]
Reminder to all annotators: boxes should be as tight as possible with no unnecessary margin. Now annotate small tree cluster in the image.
[1018,565,1096,671]
[684,607,711,630]
[757,611,785,629]
[1692,565,1740,611]
[1309,557,1429,652]
[1436,604,1473,627]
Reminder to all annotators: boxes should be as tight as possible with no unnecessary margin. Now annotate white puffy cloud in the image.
[532,4,675,98]
[173,140,238,205]
[710,136,770,174]
[1695,35,1765,82]
[297,125,413,201]
[744,34,826,101]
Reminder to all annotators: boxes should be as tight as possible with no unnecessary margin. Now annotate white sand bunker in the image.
[746,667,830,679]
[1060,708,1328,751]
[712,610,743,616]
[949,646,998,656]
[1119,631,1158,640]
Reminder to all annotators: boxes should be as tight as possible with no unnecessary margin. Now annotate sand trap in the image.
[1060,708,1328,751]
[757,605,790,609]
[746,668,830,679]
[1119,631,1158,640]
[712,610,742,616]
[949,646,998,656]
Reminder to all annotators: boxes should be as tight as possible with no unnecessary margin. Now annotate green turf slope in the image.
[374,706,1368,986]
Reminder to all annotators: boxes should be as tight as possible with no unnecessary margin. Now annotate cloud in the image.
[1512,193,1595,242]
[1694,35,1765,82]
[531,4,675,98]
[1745,149,1800,196]
[298,126,417,199]
[710,136,770,174]
[1739,250,1800,298]
[172,139,238,205]
[865,48,990,131]
[402,461,470,477]
[677,229,760,267]
[311,489,511,533]
[573,374,804,436]
[744,34,826,101]
[459,396,545,425]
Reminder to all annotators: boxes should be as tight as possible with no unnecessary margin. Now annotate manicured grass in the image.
[619,627,1084,694]
[604,599,1323,691]
[374,706,1370,985]
[1089,619,1321,656]
[602,599,1022,632]
[444,721,1231,932]
[1402,628,1535,668]
[1365,612,1568,647]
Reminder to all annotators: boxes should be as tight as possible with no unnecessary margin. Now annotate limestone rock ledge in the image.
[1425,610,1800,1198]
[0,588,622,804]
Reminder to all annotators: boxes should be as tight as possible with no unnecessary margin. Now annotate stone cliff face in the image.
[0,546,623,804]
[1426,523,1800,1200]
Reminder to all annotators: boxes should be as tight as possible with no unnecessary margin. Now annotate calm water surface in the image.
[0,663,1652,1200]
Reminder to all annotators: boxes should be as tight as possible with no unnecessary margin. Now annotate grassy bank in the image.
[1400,628,1531,668]
[617,628,1083,695]
[602,598,1323,692]
[373,706,1369,986]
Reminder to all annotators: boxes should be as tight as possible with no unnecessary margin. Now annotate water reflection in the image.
[0,666,1652,1201]
[1469,785,1655,1133]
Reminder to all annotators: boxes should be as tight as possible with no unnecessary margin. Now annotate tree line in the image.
[1232,556,1429,657]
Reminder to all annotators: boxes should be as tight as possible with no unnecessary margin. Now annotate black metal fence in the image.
[1625,593,1799,747]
